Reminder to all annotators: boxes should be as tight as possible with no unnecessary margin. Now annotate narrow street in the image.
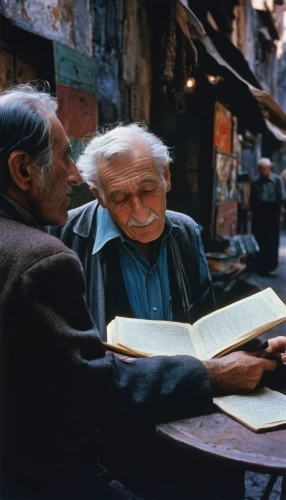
[1,2,286,498]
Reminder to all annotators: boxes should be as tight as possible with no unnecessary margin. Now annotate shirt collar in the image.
[92,206,122,254]
[261,173,275,182]
[92,206,180,255]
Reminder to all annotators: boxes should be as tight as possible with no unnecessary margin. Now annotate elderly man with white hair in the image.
[48,126,286,499]
[250,157,285,277]
[47,123,242,499]
[49,123,216,341]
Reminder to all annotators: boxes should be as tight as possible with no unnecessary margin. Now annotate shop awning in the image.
[175,0,206,40]
[176,0,286,140]
[201,33,286,139]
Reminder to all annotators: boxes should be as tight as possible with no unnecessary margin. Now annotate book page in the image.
[213,388,286,431]
[111,317,198,357]
[193,288,286,359]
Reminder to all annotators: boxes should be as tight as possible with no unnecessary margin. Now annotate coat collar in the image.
[69,200,99,238]
[0,194,36,226]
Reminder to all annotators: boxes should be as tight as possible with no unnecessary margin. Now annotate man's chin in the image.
[129,225,163,243]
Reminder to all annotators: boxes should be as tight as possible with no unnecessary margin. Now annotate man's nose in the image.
[131,195,148,222]
[68,159,83,186]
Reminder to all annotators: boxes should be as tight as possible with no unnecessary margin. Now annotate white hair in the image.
[258,157,272,167]
[77,123,173,198]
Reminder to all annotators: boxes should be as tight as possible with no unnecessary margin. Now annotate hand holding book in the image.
[106,287,286,432]
[107,288,286,360]
[203,350,277,395]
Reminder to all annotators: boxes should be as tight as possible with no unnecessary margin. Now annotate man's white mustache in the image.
[128,211,159,228]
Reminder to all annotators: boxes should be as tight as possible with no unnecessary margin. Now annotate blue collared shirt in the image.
[93,206,178,320]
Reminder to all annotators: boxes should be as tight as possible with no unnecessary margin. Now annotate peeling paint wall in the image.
[233,0,280,98]
[0,2,96,208]
[90,0,123,125]
[244,0,257,74]
[276,6,286,116]
[231,0,259,76]
[122,0,152,125]
[56,83,96,209]
[57,84,97,139]
[54,42,97,94]
[0,0,91,55]
[0,15,56,90]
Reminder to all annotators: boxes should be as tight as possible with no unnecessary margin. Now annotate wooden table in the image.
[156,409,286,474]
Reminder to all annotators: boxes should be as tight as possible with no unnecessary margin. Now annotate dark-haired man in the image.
[0,84,279,500]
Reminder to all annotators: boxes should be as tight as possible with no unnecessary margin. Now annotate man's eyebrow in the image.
[140,178,158,185]
[109,189,128,198]
[108,178,158,197]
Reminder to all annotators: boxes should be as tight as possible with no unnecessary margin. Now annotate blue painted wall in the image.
[90,0,125,126]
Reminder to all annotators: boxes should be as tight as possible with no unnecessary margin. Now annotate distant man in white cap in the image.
[250,157,285,277]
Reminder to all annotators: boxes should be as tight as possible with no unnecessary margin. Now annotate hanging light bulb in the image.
[207,74,222,85]
[185,77,196,93]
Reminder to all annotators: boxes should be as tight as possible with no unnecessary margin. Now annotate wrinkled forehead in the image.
[99,143,157,176]
[98,150,162,196]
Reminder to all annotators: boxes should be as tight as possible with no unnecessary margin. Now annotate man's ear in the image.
[90,187,106,208]
[8,151,34,192]
[164,164,171,193]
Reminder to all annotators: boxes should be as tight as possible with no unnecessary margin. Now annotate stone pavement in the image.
[217,230,286,499]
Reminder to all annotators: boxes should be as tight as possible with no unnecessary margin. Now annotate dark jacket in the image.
[48,200,215,340]
[0,196,213,499]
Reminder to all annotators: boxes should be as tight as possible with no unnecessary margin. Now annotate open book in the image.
[106,287,286,360]
[213,388,286,432]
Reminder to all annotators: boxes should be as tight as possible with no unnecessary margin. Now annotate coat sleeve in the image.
[18,249,213,449]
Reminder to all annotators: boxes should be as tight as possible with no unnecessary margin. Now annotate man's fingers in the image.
[260,351,283,360]
[262,359,277,371]
[237,351,277,370]
[265,336,286,364]
[266,336,286,354]
[246,349,268,357]
[242,346,286,365]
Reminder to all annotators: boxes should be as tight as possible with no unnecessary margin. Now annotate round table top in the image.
[156,410,286,473]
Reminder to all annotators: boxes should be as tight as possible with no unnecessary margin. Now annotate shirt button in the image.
[152,307,158,311]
